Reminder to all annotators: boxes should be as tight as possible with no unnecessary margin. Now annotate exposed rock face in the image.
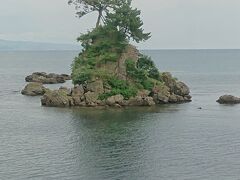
[106,94,124,106]
[59,74,71,80]
[175,82,190,96]
[157,72,192,103]
[116,45,139,80]
[128,96,155,106]
[21,82,48,96]
[71,85,85,106]
[217,95,240,104]
[99,45,139,81]
[137,90,150,97]
[84,91,99,106]
[40,72,191,108]
[59,86,72,95]
[41,89,73,107]
[161,72,190,95]
[168,94,184,103]
[86,80,104,94]
[25,72,71,84]
[40,78,105,107]
[161,72,176,92]
[152,84,170,104]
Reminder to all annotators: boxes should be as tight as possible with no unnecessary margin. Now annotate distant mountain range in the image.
[0,39,81,51]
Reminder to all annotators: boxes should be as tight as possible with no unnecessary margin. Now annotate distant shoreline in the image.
[0,39,81,51]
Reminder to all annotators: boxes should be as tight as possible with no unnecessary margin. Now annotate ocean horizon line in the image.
[1,48,240,52]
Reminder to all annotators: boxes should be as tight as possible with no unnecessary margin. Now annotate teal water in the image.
[1,50,240,179]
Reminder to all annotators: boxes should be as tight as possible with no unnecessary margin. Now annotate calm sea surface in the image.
[1,50,240,179]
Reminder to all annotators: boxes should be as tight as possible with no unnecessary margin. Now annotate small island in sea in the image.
[21,0,191,107]
[3,0,240,179]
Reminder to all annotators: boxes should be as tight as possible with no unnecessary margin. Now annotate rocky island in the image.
[22,0,192,108]
[40,70,191,107]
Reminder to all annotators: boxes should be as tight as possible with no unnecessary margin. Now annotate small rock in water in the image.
[217,95,240,104]
[25,72,71,84]
[21,82,48,96]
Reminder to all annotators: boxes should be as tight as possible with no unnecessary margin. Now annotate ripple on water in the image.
[1,50,240,179]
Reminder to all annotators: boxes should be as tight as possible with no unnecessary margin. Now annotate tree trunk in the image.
[96,10,102,28]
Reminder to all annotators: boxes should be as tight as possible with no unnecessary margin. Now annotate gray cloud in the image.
[0,0,240,49]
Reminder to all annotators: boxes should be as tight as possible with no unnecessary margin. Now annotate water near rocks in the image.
[1,50,240,179]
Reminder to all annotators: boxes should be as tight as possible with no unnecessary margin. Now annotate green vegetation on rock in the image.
[30,0,192,108]
[69,0,164,100]
[99,77,138,100]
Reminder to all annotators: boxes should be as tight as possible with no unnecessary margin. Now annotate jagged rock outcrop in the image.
[217,95,240,104]
[116,45,139,80]
[25,72,71,84]
[128,96,155,106]
[99,45,139,81]
[85,79,104,94]
[152,84,170,104]
[84,91,99,106]
[106,94,124,106]
[41,88,74,107]
[21,82,49,96]
[71,85,85,106]
[40,71,191,107]
[161,72,190,96]
[151,72,191,104]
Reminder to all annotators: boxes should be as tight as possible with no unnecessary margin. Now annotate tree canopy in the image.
[70,0,163,102]
[69,0,150,43]
[105,0,151,42]
[68,0,124,27]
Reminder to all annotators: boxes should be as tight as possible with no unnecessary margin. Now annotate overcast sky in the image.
[0,0,240,49]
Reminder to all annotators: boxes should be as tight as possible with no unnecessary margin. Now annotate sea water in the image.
[1,50,240,179]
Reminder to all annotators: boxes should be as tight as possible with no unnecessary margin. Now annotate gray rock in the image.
[161,72,176,92]
[174,81,190,96]
[25,72,71,84]
[46,73,57,78]
[152,84,170,104]
[161,72,191,95]
[32,72,47,77]
[168,94,178,103]
[59,86,71,95]
[114,104,122,108]
[61,74,71,80]
[160,72,191,103]
[144,97,156,106]
[169,94,187,103]
[137,90,150,97]
[86,80,104,94]
[106,94,124,106]
[96,100,106,106]
[25,74,42,83]
[128,96,155,106]
[71,85,85,106]
[217,95,240,104]
[21,82,48,96]
[184,95,192,102]
[41,89,73,107]
[84,91,99,105]
[71,85,84,96]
